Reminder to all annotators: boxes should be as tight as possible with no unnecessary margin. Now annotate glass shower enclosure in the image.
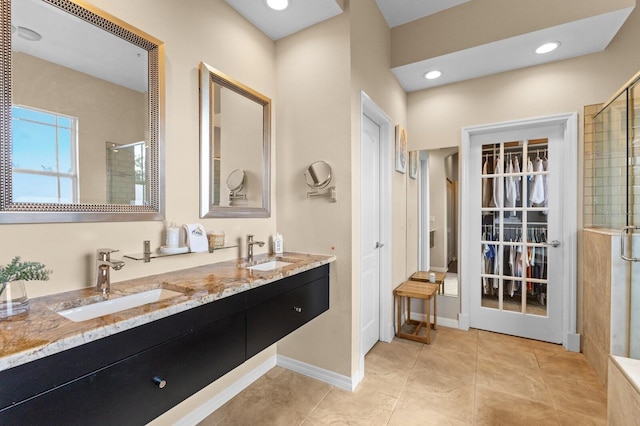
[593,72,640,358]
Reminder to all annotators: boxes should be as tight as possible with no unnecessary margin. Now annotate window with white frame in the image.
[11,105,78,203]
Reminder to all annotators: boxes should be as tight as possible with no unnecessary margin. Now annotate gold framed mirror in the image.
[199,62,271,218]
[1,0,165,223]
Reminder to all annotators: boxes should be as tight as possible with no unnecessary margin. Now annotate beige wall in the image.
[406,5,640,328]
[275,0,408,379]
[273,9,352,377]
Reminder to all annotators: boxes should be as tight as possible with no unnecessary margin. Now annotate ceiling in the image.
[13,0,148,92]
[225,0,635,92]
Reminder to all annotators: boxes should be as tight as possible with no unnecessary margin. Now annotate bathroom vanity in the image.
[0,253,333,425]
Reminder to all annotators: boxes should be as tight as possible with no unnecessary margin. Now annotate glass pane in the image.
[12,119,57,171]
[59,177,74,204]
[58,128,72,173]
[503,279,523,313]
[482,211,498,240]
[525,281,548,316]
[57,116,71,128]
[12,105,56,125]
[12,173,59,203]
[481,279,500,309]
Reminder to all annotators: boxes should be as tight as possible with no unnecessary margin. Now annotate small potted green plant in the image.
[0,256,51,318]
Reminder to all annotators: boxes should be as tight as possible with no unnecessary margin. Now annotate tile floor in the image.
[198,327,607,425]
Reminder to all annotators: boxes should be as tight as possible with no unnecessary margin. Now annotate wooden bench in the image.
[394,280,439,344]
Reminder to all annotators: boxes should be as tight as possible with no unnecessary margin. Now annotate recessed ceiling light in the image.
[266,0,289,11]
[536,41,560,54]
[424,70,443,80]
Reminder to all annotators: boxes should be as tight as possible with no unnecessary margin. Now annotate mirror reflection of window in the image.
[11,105,78,203]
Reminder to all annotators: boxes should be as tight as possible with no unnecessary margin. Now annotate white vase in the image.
[0,280,30,318]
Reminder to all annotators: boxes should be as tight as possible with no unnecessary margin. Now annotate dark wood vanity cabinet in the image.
[0,292,247,426]
[246,264,330,358]
[0,264,330,425]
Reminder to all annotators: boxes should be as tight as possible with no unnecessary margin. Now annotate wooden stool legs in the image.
[394,281,438,345]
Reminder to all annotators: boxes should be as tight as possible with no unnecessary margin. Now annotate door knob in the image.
[293,306,302,313]
[375,242,384,249]
[545,240,561,248]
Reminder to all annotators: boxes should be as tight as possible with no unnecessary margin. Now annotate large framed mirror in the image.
[1,0,165,223]
[199,62,271,218]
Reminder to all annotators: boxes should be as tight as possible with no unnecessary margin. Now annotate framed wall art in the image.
[395,125,408,173]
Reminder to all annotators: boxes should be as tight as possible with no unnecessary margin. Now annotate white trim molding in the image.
[278,355,357,391]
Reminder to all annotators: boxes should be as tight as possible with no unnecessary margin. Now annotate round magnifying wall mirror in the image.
[226,169,245,192]
[305,161,332,189]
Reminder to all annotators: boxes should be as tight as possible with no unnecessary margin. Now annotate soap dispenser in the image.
[273,233,283,255]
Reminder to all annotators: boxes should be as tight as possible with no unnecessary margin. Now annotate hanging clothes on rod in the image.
[505,155,517,216]
[526,156,534,207]
[491,156,502,208]
[542,152,549,215]
[482,155,492,209]
[513,155,521,202]
[529,155,545,205]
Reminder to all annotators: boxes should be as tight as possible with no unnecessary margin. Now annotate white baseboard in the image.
[565,332,581,352]
[278,354,357,391]
[382,322,395,343]
[175,355,277,426]
[458,313,469,330]
[173,354,363,424]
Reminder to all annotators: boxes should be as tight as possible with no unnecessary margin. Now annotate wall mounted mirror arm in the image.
[1,0,165,223]
[305,161,337,203]
[226,168,246,205]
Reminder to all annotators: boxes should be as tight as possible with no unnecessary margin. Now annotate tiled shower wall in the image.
[584,103,628,229]
[107,144,136,205]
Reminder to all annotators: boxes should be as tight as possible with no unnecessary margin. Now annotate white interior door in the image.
[467,124,565,343]
[360,114,381,355]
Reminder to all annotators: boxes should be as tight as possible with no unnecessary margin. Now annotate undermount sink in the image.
[247,260,293,271]
[55,288,184,322]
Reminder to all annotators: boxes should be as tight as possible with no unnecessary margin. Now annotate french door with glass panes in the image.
[468,124,564,343]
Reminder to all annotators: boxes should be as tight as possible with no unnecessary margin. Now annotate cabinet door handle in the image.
[293,306,302,313]
[152,376,167,389]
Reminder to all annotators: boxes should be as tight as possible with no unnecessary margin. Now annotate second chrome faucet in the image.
[246,234,265,263]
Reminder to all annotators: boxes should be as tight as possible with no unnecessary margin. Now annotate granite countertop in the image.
[0,252,335,372]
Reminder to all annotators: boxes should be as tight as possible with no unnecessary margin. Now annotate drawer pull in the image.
[152,376,167,389]
[293,306,302,313]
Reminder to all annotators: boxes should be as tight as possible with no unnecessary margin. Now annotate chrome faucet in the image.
[95,248,125,295]
[246,235,265,263]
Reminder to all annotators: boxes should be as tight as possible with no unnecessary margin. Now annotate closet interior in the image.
[480,139,550,316]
